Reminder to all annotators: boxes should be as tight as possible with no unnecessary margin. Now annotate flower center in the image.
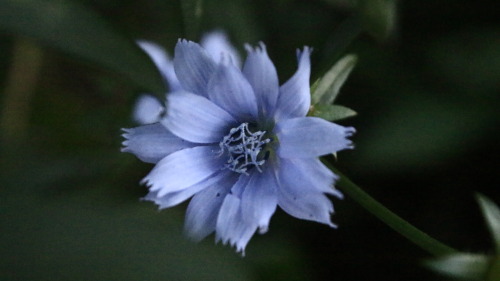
[218,123,271,174]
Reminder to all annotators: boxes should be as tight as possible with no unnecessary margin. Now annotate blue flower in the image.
[122,38,355,254]
[133,31,240,124]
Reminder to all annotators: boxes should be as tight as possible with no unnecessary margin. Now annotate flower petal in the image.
[137,40,181,91]
[174,39,216,97]
[132,95,164,124]
[162,91,236,143]
[274,47,312,120]
[143,170,234,210]
[141,145,223,196]
[240,168,278,234]
[276,158,341,226]
[121,123,194,164]
[184,172,239,241]
[275,117,355,158]
[201,31,241,68]
[207,62,258,120]
[216,193,258,255]
[242,43,280,117]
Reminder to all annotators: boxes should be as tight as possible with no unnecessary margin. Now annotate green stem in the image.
[328,164,458,257]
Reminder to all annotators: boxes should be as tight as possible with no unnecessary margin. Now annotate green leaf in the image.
[476,193,500,252]
[311,54,357,105]
[0,0,165,94]
[424,253,489,280]
[358,0,396,40]
[181,0,204,39]
[310,104,357,121]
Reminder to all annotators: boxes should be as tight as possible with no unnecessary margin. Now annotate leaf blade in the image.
[311,54,357,105]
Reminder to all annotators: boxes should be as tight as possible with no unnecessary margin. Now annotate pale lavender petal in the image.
[137,40,181,91]
[216,193,258,255]
[174,39,216,97]
[141,146,223,197]
[133,95,164,124]
[276,158,341,226]
[278,186,336,227]
[276,157,342,196]
[201,31,241,68]
[162,91,236,143]
[207,62,258,119]
[275,117,355,158]
[184,172,239,241]
[121,123,194,164]
[143,170,234,210]
[274,47,312,120]
[240,168,278,234]
[242,43,280,117]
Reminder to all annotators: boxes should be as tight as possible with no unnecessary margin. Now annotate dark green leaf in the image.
[0,0,165,94]
[310,104,357,121]
[312,54,357,105]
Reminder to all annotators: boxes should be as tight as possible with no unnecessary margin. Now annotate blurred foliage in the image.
[0,0,499,281]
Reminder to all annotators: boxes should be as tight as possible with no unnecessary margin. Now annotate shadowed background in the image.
[0,0,498,280]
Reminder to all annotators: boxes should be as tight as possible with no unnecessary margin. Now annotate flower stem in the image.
[328,164,458,257]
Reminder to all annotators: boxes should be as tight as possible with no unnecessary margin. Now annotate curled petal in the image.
[275,117,355,158]
[141,146,223,197]
[242,43,280,117]
[163,91,236,143]
[274,47,312,120]
[174,39,216,97]
[201,31,242,68]
[132,95,164,124]
[207,61,258,120]
[121,123,194,163]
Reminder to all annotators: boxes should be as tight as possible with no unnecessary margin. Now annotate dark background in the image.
[1,0,498,280]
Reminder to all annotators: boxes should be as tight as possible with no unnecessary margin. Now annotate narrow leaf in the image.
[476,193,500,252]
[0,0,165,94]
[310,104,357,122]
[424,253,489,280]
[311,54,357,105]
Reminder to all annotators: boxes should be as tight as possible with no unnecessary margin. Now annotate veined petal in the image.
[121,123,194,164]
[276,158,341,226]
[240,168,278,234]
[132,95,164,124]
[184,172,239,241]
[242,43,280,117]
[207,62,258,120]
[143,170,233,210]
[162,91,236,143]
[137,40,181,92]
[275,117,355,158]
[216,193,258,255]
[141,146,223,197]
[201,31,241,68]
[274,47,312,120]
[174,39,216,97]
